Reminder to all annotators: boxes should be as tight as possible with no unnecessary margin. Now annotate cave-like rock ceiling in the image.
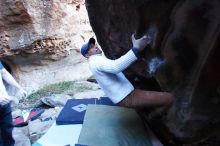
[86,0,220,144]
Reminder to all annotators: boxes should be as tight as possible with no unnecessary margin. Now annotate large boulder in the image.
[85,0,220,144]
[0,0,93,93]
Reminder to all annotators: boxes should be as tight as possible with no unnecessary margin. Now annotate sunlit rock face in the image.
[0,0,93,93]
[85,0,220,143]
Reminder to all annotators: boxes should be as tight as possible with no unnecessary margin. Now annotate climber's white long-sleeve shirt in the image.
[88,50,138,103]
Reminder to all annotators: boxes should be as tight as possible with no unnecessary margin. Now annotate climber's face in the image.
[87,43,102,56]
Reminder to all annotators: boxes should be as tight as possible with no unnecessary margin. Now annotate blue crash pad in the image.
[56,97,114,125]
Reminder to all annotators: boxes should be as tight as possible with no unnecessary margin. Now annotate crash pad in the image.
[56,97,115,125]
[78,105,153,146]
[32,123,82,146]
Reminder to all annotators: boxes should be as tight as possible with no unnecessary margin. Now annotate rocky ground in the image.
[11,80,105,146]
[10,80,220,146]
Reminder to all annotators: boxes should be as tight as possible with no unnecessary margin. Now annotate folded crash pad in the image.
[56,97,115,125]
[78,105,153,146]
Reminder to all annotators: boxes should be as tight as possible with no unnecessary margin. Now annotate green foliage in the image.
[27,81,75,99]
[27,81,94,100]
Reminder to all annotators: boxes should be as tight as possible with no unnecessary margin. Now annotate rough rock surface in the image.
[0,0,93,94]
[85,0,220,144]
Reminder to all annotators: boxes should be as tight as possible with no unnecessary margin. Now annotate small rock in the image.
[41,94,72,107]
